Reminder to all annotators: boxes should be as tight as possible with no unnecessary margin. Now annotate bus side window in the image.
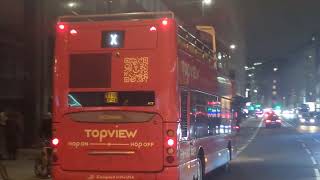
[190,92,211,138]
[180,91,188,139]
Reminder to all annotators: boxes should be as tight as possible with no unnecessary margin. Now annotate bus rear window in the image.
[69,53,111,88]
[68,91,155,107]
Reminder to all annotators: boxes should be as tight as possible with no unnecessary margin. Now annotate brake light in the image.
[52,138,59,146]
[266,120,271,123]
[149,26,157,31]
[162,19,168,26]
[70,29,78,35]
[235,126,240,129]
[57,23,67,33]
[276,119,281,123]
[58,24,65,30]
[167,138,175,146]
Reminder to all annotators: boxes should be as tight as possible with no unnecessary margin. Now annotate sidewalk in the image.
[2,148,50,180]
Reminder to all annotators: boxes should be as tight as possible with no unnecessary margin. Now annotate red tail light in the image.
[276,119,281,123]
[266,120,271,123]
[70,29,78,35]
[57,23,67,33]
[52,138,59,146]
[167,138,175,146]
[162,19,168,26]
[149,26,157,31]
[235,126,240,129]
[58,24,65,30]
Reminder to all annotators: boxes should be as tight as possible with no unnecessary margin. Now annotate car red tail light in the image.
[266,120,271,123]
[276,119,281,123]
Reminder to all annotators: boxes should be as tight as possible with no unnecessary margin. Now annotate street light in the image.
[230,44,236,50]
[273,67,278,72]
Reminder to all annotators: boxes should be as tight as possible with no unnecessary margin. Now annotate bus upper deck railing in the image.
[58,11,215,62]
[58,11,174,22]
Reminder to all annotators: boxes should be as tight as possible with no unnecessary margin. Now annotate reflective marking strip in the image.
[90,143,108,146]
[314,138,320,143]
[302,143,306,148]
[237,119,263,155]
[311,156,317,165]
[88,151,135,155]
[89,143,130,146]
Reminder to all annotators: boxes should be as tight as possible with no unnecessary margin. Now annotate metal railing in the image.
[58,11,174,22]
[58,11,215,62]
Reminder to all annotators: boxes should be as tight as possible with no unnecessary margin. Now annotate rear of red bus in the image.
[52,15,179,180]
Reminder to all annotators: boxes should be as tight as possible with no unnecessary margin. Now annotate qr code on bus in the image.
[123,57,149,83]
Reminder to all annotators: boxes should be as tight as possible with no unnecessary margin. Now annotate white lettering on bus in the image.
[84,129,138,142]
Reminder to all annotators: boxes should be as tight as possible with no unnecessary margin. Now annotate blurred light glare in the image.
[230,44,236,49]
[273,67,278,72]
[67,2,77,8]
[202,0,212,5]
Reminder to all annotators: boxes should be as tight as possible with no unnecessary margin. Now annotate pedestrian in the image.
[5,109,21,160]
[0,161,10,180]
[0,111,7,160]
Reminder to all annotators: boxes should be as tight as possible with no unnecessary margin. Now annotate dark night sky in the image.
[242,0,320,61]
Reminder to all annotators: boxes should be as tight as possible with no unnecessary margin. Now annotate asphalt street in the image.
[208,117,320,180]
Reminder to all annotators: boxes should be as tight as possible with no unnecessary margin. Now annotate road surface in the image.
[209,117,320,180]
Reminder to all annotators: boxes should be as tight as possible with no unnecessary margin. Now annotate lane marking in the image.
[302,143,306,148]
[311,156,317,165]
[305,148,312,155]
[314,168,320,180]
[237,119,263,155]
[283,120,294,127]
[313,138,320,143]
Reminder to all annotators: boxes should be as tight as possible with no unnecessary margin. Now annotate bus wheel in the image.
[222,145,232,173]
[194,158,203,180]
[222,161,231,173]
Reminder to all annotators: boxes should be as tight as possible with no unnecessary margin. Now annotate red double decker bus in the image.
[52,12,236,180]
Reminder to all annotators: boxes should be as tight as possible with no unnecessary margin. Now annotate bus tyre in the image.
[194,158,203,180]
[34,158,50,179]
[222,162,231,173]
[221,145,232,173]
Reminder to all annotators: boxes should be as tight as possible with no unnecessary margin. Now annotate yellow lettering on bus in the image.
[84,129,92,137]
[91,130,100,138]
[127,130,138,138]
[84,129,138,142]
[118,130,126,138]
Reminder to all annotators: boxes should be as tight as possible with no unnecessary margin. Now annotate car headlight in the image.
[300,118,306,123]
[310,119,315,123]
[298,115,302,118]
